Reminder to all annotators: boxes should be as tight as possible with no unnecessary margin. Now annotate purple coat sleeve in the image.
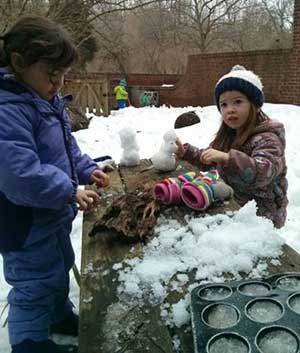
[70,134,98,185]
[222,132,285,189]
[182,143,214,171]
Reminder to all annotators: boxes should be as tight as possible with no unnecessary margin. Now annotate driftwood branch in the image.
[89,186,161,241]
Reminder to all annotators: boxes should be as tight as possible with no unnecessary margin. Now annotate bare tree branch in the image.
[87,0,161,24]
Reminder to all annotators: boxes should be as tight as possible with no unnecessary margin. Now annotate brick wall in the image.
[160,0,300,107]
[159,50,292,107]
[278,0,300,104]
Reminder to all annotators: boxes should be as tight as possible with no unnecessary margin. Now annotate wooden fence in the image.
[64,76,109,116]
[63,73,182,116]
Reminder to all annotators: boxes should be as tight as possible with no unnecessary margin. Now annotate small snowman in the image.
[119,127,140,167]
[151,129,178,172]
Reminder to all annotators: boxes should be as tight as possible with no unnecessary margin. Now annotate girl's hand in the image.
[76,189,99,211]
[90,169,110,187]
[175,138,185,159]
[201,148,229,164]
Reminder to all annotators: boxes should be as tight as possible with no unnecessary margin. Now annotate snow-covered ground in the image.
[1,103,300,351]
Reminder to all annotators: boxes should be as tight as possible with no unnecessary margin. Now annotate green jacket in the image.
[114,85,128,100]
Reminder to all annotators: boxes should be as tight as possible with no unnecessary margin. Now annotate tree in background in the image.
[89,0,293,73]
[0,0,294,73]
[92,12,131,74]
[215,0,293,51]
[175,0,249,53]
[0,0,163,70]
[47,0,97,66]
[261,0,293,47]
[0,0,46,34]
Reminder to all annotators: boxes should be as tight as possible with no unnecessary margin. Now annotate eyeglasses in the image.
[48,69,67,86]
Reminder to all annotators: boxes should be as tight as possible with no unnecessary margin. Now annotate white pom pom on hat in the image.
[214,65,264,110]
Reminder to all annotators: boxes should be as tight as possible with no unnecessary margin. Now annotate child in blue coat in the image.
[0,16,109,353]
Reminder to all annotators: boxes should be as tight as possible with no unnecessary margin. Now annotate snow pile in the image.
[115,202,284,326]
[151,129,178,171]
[119,127,140,166]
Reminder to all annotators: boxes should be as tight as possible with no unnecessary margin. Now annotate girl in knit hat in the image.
[176,65,288,228]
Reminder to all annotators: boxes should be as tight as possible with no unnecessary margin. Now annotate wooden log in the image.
[79,167,175,353]
[79,160,300,353]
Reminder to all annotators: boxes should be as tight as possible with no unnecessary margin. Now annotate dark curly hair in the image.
[0,16,78,71]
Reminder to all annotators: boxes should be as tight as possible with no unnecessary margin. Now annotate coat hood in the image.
[251,118,286,149]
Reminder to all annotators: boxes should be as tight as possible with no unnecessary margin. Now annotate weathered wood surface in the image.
[79,160,300,353]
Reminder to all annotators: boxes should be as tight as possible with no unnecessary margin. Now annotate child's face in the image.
[19,61,70,101]
[219,91,252,131]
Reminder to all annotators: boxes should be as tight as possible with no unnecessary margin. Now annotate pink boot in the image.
[181,170,218,210]
[153,172,196,205]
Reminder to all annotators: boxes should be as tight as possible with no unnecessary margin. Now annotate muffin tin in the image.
[190,272,300,353]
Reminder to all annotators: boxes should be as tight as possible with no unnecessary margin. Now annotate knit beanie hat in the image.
[214,65,264,110]
[119,79,127,87]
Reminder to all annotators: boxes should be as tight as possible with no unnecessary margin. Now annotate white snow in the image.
[119,126,140,166]
[1,103,300,351]
[151,128,178,171]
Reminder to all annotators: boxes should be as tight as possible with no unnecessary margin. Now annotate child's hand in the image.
[90,169,110,187]
[201,148,229,164]
[175,138,185,159]
[76,189,99,211]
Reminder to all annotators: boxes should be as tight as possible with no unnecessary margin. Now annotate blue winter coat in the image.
[0,68,97,252]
